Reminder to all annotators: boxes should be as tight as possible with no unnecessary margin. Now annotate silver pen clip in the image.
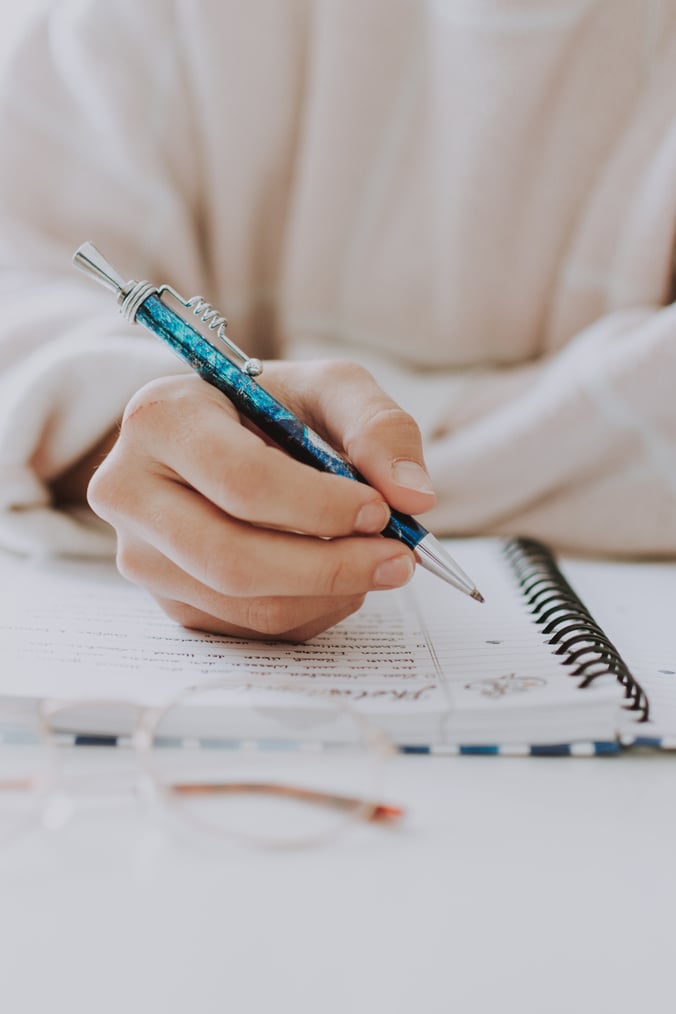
[73,242,263,377]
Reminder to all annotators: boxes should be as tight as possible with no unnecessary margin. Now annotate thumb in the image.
[275,360,437,515]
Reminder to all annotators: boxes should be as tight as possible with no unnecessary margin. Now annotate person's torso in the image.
[186,0,676,368]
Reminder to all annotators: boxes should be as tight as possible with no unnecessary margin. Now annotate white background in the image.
[0,0,42,63]
[1,748,673,1014]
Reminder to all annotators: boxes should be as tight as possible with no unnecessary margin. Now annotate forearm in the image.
[421,304,676,557]
[0,1,199,554]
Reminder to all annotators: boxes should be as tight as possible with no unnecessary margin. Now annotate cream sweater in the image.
[0,0,675,557]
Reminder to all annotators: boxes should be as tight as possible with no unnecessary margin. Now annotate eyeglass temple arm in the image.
[0,778,35,791]
[168,781,405,822]
[0,778,404,823]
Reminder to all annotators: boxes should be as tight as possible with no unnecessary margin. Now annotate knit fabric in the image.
[0,0,675,556]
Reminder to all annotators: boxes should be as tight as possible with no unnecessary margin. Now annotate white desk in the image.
[1,749,673,1014]
[2,545,675,1014]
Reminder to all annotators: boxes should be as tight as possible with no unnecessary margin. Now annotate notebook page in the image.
[1,540,621,746]
[406,540,621,744]
[1,548,451,746]
[560,557,676,745]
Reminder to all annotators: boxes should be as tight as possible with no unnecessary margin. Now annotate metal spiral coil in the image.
[120,281,158,324]
[503,536,649,720]
[186,296,262,376]
[187,296,228,334]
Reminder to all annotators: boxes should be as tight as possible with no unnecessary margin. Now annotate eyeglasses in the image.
[0,682,404,849]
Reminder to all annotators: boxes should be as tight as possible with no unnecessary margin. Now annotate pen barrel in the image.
[136,296,425,550]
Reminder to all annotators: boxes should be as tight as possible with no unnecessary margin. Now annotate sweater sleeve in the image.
[0,0,203,556]
[421,303,676,557]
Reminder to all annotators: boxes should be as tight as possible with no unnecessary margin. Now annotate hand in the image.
[87,360,436,640]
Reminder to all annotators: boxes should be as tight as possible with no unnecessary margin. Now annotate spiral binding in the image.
[503,537,649,721]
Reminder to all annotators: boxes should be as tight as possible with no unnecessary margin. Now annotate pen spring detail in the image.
[185,296,262,377]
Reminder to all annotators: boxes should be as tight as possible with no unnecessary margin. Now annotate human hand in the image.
[87,361,436,640]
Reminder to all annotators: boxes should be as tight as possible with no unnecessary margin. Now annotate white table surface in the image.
[1,748,673,1014]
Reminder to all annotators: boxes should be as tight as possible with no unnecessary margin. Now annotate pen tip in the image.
[470,588,485,604]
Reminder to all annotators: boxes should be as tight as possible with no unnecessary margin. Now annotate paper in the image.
[1,539,625,747]
[561,556,676,744]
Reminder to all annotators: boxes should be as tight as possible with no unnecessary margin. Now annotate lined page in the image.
[1,540,621,745]
[561,557,676,745]
[2,552,442,708]
[402,541,621,744]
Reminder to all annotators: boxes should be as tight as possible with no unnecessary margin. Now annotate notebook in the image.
[2,537,674,755]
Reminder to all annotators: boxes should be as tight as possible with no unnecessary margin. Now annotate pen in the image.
[73,242,483,602]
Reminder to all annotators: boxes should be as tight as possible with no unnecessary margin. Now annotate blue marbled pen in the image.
[73,242,483,602]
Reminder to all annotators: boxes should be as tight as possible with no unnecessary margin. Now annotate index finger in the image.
[116,374,392,539]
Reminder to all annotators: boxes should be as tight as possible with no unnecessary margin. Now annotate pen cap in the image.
[73,242,129,299]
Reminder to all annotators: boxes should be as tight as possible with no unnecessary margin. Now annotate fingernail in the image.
[374,555,415,589]
[391,459,434,494]
[355,501,390,533]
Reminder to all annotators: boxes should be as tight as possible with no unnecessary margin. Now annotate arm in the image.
[0,0,202,554]
[422,303,676,557]
[0,0,436,640]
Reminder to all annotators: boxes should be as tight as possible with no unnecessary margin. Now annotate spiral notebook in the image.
[2,537,675,754]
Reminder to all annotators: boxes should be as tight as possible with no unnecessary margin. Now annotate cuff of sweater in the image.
[0,332,183,556]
